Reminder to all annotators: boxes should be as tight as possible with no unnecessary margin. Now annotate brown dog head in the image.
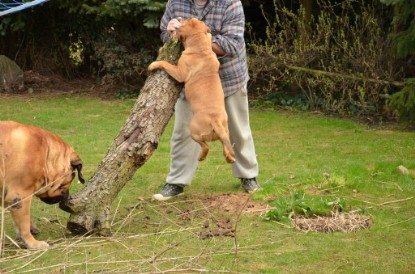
[38,152,85,204]
[176,18,211,47]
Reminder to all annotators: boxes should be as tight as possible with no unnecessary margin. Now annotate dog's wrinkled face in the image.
[37,154,85,205]
[176,18,211,46]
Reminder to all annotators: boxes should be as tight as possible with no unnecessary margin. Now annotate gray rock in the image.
[0,55,24,92]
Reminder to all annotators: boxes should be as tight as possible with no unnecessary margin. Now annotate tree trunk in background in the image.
[299,0,318,46]
[59,39,183,235]
[300,0,313,22]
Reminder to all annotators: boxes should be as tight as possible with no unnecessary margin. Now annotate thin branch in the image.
[382,216,415,228]
[286,65,405,87]
[232,193,254,267]
[376,197,413,206]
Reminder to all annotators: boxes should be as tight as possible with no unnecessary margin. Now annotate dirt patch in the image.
[192,192,271,215]
[128,192,271,239]
[183,193,270,239]
[197,218,235,239]
[177,192,270,240]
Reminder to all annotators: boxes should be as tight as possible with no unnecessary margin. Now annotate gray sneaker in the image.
[152,183,184,201]
[241,178,260,193]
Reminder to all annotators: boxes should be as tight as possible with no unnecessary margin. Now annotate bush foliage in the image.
[380,0,415,59]
[0,0,164,86]
[387,78,415,125]
[248,0,405,118]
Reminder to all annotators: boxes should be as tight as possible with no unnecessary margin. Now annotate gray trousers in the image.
[166,85,259,186]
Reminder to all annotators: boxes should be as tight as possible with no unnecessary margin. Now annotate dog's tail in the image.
[211,120,235,164]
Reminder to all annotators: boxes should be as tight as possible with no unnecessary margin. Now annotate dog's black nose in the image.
[39,196,63,204]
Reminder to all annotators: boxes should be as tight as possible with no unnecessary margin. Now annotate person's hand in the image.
[167,17,182,34]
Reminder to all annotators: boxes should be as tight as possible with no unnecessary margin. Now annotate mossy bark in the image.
[59,39,183,235]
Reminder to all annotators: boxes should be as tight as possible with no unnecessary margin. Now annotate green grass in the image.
[0,93,414,273]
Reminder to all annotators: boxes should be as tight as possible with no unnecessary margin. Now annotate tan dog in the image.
[0,121,84,250]
[148,18,235,163]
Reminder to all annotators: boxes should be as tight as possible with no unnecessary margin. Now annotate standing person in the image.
[153,0,260,201]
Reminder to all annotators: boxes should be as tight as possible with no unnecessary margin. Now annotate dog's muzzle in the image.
[39,190,69,205]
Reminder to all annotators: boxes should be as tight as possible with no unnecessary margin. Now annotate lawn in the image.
[0,93,414,273]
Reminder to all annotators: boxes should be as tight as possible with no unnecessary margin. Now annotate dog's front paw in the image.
[26,240,50,250]
[148,61,160,71]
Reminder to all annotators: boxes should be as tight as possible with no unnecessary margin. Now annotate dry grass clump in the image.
[292,212,372,233]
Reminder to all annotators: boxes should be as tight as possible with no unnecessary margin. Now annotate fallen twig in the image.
[376,197,413,206]
[382,216,415,228]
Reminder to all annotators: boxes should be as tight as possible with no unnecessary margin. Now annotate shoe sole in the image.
[152,192,184,201]
[244,187,261,194]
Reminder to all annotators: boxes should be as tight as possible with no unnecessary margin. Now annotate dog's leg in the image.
[211,120,236,164]
[222,142,236,164]
[9,194,49,250]
[11,218,38,239]
[11,218,21,240]
[194,139,210,161]
[148,61,188,83]
[189,117,210,161]
[13,217,40,236]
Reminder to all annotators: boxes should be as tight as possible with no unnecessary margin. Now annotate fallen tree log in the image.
[59,39,183,235]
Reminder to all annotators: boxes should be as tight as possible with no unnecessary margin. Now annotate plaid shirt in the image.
[160,0,249,97]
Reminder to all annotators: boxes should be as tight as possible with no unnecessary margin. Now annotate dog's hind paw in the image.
[226,157,236,164]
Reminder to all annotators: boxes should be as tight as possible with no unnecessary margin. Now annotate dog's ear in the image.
[70,152,85,184]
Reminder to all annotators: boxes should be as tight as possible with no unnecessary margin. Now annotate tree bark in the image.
[59,39,183,235]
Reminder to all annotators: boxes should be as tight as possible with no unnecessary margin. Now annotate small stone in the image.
[0,55,24,92]
[397,165,409,175]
